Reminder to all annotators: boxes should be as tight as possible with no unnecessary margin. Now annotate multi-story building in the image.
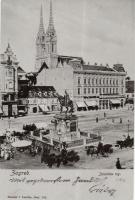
[36,1,126,111]
[37,58,126,110]
[19,85,60,113]
[0,43,19,116]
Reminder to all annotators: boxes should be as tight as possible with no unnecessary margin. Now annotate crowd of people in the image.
[0,142,15,160]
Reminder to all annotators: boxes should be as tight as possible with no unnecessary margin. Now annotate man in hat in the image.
[116,158,122,169]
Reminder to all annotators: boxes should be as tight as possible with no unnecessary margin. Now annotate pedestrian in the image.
[104,112,106,118]
[116,158,122,169]
[120,118,122,124]
[56,156,61,168]
[96,116,98,123]
[105,118,107,124]
[112,118,114,123]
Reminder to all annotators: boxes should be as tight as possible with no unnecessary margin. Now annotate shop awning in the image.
[110,99,121,104]
[39,105,49,112]
[76,102,86,108]
[85,100,98,107]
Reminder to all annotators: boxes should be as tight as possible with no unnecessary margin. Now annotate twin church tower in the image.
[35,0,57,71]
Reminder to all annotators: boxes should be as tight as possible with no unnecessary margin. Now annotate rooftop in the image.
[17,66,26,74]
[58,55,84,65]
[82,64,115,72]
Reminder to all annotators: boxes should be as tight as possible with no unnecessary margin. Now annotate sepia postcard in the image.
[0,0,134,199]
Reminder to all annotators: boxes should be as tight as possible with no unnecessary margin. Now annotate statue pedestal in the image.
[53,113,78,142]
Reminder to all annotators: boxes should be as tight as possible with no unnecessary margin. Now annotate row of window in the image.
[78,77,124,86]
[78,87,124,95]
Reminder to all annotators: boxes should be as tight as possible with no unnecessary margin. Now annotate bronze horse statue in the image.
[56,91,74,113]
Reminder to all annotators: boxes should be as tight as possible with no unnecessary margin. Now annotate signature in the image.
[89,184,116,197]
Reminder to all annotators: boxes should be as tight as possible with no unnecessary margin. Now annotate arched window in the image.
[92,78,94,85]
[52,44,54,52]
[78,88,80,95]
[84,88,86,94]
[78,77,81,85]
[110,88,112,94]
[88,78,90,85]
[84,78,86,85]
[110,79,112,85]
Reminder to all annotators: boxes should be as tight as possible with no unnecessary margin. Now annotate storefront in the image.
[76,101,87,111]
[2,101,18,117]
[85,100,98,110]
[109,99,121,109]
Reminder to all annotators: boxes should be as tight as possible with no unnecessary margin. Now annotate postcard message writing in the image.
[0,169,133,200]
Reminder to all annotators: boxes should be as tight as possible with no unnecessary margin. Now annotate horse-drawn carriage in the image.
[85,142,113,157]
[116,135,134,149]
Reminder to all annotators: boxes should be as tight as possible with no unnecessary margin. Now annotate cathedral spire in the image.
[48,0,54,30]
[39,4,45,33]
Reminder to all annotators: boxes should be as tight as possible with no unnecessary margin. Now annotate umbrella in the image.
[11,140,32,148]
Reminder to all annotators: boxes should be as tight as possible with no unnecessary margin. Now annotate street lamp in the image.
[127,119,130,136]
[8,118,11,129]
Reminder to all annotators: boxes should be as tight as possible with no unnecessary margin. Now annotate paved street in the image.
[0,108,134,169]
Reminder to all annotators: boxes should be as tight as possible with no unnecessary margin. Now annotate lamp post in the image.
[127,119,130,136]
[8,117,11,129]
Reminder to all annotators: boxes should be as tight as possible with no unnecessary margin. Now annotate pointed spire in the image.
[39,4,45,33]
[6,42,13,55]
[7,42,10,49]
[48,0,54,30]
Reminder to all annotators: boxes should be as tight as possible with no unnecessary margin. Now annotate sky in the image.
[1,0,135,79]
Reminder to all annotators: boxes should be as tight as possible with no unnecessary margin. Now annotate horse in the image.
[116,140,125,149]
[86,146,99,157]
[56,93,74,113]
[102,144,113,156]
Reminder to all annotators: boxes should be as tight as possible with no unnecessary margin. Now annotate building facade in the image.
[37,58,126,110]
[0,43,19,116]
[18,86,60,114]
[73,63,126,110]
